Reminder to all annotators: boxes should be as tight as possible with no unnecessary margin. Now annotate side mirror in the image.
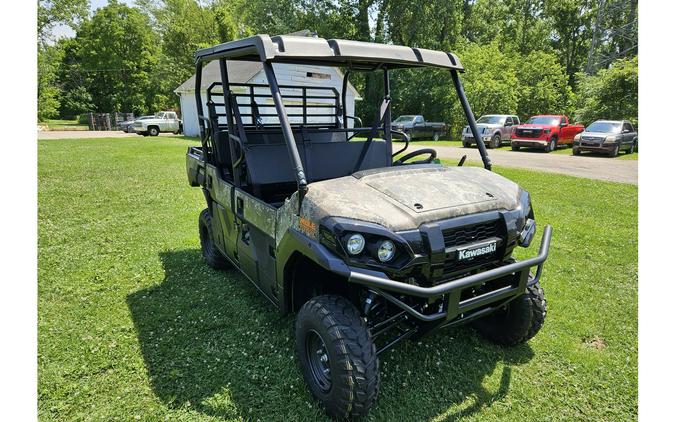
[622,129,630,134]
[560,122,567,127]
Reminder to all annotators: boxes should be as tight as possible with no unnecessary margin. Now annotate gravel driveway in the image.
[408,144,637,185]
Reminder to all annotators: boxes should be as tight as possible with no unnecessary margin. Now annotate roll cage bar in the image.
[194,35,492,212]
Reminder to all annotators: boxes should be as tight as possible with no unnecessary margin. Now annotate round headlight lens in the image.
[346,233,365,255]
[377,240,396,262]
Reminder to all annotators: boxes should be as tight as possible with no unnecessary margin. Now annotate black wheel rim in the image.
[305,329,332,393]
[200,221,214,256]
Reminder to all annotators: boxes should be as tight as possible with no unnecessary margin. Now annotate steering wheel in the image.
[393,148,437,166]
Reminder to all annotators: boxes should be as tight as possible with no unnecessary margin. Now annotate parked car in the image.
[133,111,182,136]
[461,114,520,148]
[120,115,153,133]
[392,115,447,141]
[185,34,552,420]
[572,120,637,157]
[511,115,584,152]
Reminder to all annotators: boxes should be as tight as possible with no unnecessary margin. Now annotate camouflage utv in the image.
[185,34,552,420]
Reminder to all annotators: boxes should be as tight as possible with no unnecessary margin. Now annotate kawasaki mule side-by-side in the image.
[184,34,552,419]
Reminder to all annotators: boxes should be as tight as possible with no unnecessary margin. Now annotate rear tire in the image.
[627,142,635,154]
[511,144,520,151]
[296,295,379,420]
[199,209,229,270]
[148,126,160,137]
[472,282,547,346]
[432,132,440,142]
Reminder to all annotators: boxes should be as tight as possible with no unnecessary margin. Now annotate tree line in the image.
[38,0,637,135]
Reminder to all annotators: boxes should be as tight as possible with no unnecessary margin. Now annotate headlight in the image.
[574,133,581,141]
[482,127,491,134]
[345,233,365,255]
[519,218,536,247]
[604,135,617,143]
[377,240,396,262]
[463,126,469,134]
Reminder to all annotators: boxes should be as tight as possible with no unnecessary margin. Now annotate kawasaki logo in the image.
[458,242,497,260]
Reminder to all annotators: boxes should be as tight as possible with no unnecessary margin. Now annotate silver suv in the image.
[462,114,520,148]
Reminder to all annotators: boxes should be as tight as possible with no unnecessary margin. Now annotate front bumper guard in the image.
[348,225,553,323]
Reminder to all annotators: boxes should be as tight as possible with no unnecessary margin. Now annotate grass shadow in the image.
[128,249,534,420]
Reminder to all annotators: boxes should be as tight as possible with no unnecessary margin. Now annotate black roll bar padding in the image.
[348,225,552,298]
[195,61,207,160]
[262,61,308,213]
[450,69,492,171]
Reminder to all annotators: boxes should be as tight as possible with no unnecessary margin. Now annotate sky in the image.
[50,0,137,39]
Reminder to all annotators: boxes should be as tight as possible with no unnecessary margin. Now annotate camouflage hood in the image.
[300,165,521,232]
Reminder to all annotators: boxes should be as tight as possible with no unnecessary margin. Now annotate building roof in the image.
[194,34,464,71]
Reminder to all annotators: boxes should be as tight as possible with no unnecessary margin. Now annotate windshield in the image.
[586,121,621,133]
[477,115,506,125]
[394,116,415,123]
[526,116,561,125]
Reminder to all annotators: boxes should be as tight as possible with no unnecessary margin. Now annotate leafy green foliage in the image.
[38,44,65,121]
[575,57,638,126]
[38,0,89,43]
[70,1,162,114]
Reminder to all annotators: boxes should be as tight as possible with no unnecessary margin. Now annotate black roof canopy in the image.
[195,34,464,72]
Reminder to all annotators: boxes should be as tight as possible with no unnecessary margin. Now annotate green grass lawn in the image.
[38,136,637,421]
[41,119,89,131]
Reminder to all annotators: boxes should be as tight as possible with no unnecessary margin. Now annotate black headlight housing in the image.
[318,217,414,269]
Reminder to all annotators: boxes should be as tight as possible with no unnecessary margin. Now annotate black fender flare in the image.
[275,228,351,314]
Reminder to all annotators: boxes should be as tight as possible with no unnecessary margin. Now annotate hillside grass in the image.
[39,136,637,421]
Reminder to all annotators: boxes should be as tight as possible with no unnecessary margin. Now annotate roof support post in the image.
[195,60,208,160]
[262,61,308,213]
[383,68,392,165]
[219,58,241,187]
[451,70,492,171]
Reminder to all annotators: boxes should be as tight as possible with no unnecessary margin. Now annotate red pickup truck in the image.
[511,115,584,152]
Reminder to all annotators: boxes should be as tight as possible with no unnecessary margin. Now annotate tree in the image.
[516,50,572,119]
[38,44,64,121]
[574,56,637,126]
[440,42,520,136]
[545,0,596,86]
[71,1,162,114]
[38,0,89,43]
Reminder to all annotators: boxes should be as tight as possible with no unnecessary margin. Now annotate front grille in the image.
[582,136,603,143]
[438,220,505,280]
[443,221,500,248]
[515,128,542,138]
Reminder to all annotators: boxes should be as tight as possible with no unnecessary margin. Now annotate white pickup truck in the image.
[134,111,182,136]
